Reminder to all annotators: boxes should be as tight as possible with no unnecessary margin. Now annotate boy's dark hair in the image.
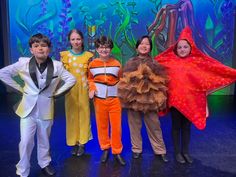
[95,36,113,49]
[29,33,51,48]
[136,35,152,51]
[68,29,84,51]
[173,39,192,56]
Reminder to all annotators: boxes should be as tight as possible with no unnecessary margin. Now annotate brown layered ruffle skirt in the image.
[118,63,168,113]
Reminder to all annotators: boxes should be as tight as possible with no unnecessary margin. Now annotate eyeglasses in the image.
[98,46,111,50]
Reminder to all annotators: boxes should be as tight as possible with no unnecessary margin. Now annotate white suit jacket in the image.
[0,57,76,119]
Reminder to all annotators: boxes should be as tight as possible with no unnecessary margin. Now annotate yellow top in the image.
[60,50,93,145]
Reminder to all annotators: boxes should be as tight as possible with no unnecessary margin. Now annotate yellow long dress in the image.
[60,50,93,146]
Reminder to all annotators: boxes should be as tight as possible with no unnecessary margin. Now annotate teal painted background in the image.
[8,0,236,94]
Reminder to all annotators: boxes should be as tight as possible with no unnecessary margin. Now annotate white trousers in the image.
[16,116,53,177]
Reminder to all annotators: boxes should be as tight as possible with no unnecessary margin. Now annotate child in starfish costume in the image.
[155,26,236,164]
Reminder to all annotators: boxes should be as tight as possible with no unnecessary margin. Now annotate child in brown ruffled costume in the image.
[118,36,168,161]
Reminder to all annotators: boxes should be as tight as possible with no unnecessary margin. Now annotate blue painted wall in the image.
[6,0,236,94]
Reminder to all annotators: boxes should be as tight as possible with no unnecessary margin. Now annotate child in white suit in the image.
[0,33,76,177]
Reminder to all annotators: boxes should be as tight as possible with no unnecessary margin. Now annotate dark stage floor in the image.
[0,94,236,177]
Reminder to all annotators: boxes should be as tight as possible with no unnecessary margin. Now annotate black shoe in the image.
[71,145,78,156]
[100,149,109,163]
[183,153,193,163]
[114,154,126,166]
[42,164,56,176]
[77,145,85,157]
[175,153,186,164]
[160,154,169,162]
[132,152,141,159]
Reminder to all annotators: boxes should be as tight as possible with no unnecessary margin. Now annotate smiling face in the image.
[137,37,151,57]
[30,41,50,63]
[96,45,111,60]
[176,40,191,58]
[95,36,113,60]
[69,32,83,52]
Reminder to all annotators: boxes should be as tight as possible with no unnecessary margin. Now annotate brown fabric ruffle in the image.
[118,56,168,113]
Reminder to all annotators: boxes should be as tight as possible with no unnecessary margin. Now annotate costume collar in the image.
[29,56,54,91]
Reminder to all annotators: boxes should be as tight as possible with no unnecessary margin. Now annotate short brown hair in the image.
[136,35,152,51]
[95,36,113,49]
[29,33,51,48]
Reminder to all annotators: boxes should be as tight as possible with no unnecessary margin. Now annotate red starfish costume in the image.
[155,26,236,130]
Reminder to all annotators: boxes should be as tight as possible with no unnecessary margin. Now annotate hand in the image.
[89,90,95,99]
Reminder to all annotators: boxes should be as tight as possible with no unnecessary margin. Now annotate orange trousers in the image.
[94,97,123,154]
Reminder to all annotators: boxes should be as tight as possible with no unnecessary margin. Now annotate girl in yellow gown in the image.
[60,29,93,156]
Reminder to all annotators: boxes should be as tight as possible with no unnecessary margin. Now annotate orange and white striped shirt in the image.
[88,58,122,99]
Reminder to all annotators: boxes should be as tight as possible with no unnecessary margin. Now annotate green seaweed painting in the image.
[148,0,162,57]
[109,0,138,64]
[77,0,138,64]
[16,2,56,35]
[15,0,57,56]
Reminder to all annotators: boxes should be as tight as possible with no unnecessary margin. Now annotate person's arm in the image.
[0,61,23,93]
[53,63,76,96]
[118,63,122,79]
[87,51,95,64]
[87,62,97,99]
[60,51,69,70]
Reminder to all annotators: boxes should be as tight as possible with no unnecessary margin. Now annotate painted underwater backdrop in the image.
[8,0,236,94]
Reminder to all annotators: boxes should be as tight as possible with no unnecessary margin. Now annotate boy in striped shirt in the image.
[88,36,125,166]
